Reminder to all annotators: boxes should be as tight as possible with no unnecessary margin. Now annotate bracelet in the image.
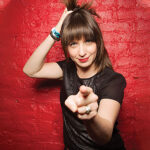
[50,27,60,41]
[50,31,60,41]
[52,28,60,38]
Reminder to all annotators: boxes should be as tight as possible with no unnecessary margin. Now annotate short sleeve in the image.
[56,59,66,71]
[101,74,126,104]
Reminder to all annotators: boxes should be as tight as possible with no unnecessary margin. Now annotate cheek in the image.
[88,46,97,55]
[67,49,77,58]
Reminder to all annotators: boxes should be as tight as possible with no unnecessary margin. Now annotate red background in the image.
[0,0,150,150]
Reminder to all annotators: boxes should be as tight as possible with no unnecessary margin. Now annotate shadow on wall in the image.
[33,79,62,90]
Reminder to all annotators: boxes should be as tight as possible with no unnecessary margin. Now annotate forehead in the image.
[70,36,89,42]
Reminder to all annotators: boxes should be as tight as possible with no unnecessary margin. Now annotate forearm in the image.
[23,9,72,76]
[84,114,113,145]
[23,34,55,76]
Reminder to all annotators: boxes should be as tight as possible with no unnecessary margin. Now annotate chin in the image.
[77,61,93,69]
[72,57,96,69]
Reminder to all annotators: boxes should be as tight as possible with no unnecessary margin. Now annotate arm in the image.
[83,99,120,145]
[23,9,72,79]
[65,85,121,145]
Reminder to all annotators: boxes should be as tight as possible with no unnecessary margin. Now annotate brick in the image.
[137,0,150,8]
[101,0,116,7]
[131,56,148,66]
[100,22,132,32]
[116,56,131,67]
[117,0,136,8]
[103,31,136,42]
[137,20,150,31]
[98,10,117,21]
[117,8,135,20]
[105,42,129,57]
[130,42,149,56]
[135,32,150,43]
[135,8,150,20]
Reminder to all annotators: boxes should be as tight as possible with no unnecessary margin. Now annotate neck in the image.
[76,65,98,79]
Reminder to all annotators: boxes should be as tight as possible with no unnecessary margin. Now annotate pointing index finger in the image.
[79,85,93,97]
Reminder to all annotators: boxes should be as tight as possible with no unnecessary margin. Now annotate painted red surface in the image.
[0,0,150,150]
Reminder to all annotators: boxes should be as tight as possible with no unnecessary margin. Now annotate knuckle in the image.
[90,111,96,117]
[77,107,82,113]
[90,102,98,110]
[94,103,98,110]
[89,87,93,93]
[64,100,67,105]
[92,94,98,101]
[65,95,74,105]
[77,114,82,119]
[77,101,81,106]
[65,98,69,105]
[69,95,74,99]
[90,94,98,102]
[94,94,98,100]
[65,95,72,102]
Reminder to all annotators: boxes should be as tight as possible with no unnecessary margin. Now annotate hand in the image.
[55,8,73,33]
[65,85,99,120]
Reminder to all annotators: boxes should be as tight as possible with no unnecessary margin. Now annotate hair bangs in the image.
[62,19,96,46]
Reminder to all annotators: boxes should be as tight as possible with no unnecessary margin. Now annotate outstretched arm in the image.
[65,85,121,145]
[23,9,72,79]
[84,98,120,145]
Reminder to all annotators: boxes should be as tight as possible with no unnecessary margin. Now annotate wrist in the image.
[55,24,62,33]
[83,112,99,124]
[50,27,61,41]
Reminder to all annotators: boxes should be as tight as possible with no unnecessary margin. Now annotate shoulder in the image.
[56,58,76,75]
[56,59,67,69]
[57,58,74,68]
[95,67,127,95]
[100,67,126,86]
[95,67,126,104]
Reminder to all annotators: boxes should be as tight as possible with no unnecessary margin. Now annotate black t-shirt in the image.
[57,59,126,150]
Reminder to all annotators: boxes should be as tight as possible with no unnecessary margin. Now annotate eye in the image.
[85,39,93,43]
[85,40,93,44]
[69,42,77,47]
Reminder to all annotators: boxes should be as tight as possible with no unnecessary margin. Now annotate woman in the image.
[23,0,126,149]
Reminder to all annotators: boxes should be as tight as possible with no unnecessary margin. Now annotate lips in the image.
[78,57,89,63]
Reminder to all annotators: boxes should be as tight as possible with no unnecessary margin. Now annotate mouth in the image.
[78,57,89,63]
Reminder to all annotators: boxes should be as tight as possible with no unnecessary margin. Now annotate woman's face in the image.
[67,38,97,71]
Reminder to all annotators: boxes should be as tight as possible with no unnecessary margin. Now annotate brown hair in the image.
[61,0,113,71]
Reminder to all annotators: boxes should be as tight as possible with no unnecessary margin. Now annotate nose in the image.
[79,44,86,57]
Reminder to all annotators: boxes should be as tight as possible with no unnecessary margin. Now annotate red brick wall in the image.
[0,0,150,150]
